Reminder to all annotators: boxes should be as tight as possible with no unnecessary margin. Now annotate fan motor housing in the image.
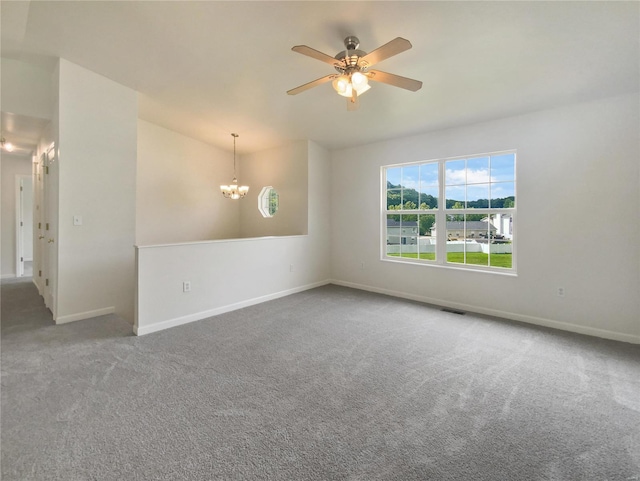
[334,50,367,71]
[334,36,368,73]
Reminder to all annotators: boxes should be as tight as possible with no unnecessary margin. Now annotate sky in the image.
[386,153,515,205]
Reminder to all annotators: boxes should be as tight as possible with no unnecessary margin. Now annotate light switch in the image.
[73,215,83,226]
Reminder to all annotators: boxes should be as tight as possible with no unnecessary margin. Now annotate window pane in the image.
[418,214,436,261]
[399,214,419,259]
[402,165,420,190]
[466,184,489,208]
[445,159,465,185]
[445,214,464,263]
[467,157,490,184]
[419,186,438,209]
[387,167,401,188]
[419,163,438,186]
[401,197,419,210]
[386,214,401,257]
[490,182,515,208]
[466,217,489,241]
[488,214,513,268]
[490,154,515,182]
[268,189,279,216]
[387,189,402,209]
[446,185,465,209]
[465,215,488,267]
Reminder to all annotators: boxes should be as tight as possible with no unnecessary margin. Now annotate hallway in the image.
[1,277,135,481]
[1,277,52,332]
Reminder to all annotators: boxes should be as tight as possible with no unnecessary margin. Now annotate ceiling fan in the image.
[287,36,422,110]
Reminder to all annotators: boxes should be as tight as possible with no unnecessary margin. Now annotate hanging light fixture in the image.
[329,36,371,106]
[331,71,371,100]
[220,133,249,200]
[0,135,14,152]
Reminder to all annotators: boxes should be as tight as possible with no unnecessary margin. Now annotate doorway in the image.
[16,175,34,277]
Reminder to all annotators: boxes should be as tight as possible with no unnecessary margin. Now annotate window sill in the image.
[381,256,518,277]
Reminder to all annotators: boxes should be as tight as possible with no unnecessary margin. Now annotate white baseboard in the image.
[56,306,115,325]
[1,274,17,279]
[134,280,331,336]
[330,279,640,345]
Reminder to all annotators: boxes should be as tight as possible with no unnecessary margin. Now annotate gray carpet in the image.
[2,277,639,480]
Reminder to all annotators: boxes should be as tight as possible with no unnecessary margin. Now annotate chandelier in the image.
[220,133,249,199]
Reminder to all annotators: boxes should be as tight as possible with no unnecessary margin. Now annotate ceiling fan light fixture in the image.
[351,71,368,88]
[332,73,370,98]
[332,75,351,96]
[289,36,422,110]
[353,82,371,96]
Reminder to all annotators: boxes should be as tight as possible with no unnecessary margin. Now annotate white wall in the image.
[55,59,137,323]
[0,57,53,120]
[0,154,32,278]
[136,120,240,245]
[239,141,308,238]
[135,140,331,335]
[331,93,640,343]
[136,124,309,244]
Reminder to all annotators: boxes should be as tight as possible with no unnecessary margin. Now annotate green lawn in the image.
[389,251,512,268]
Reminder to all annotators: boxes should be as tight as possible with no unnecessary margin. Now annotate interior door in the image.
[43,145,58,317]
[34,154,45,292]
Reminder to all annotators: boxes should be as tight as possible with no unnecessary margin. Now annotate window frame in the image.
[258,186,279,218]
[381,150,517,275]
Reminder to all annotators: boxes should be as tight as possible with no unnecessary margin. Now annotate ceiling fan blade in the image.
[292,45,339,66]
[287,74,336,95]
[367,70,423,92]
[360,37,412,68]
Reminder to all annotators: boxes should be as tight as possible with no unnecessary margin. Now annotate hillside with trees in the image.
[387,181,515,235]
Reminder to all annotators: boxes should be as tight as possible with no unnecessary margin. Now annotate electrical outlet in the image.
[557,287,565,297]
[73,215,82,226]
[183,281,191,292]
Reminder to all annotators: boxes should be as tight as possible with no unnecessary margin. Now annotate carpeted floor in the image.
[2,277,639,480]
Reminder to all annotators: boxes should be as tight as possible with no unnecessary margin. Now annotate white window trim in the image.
[381,150,517,275]
[258,186,278,218]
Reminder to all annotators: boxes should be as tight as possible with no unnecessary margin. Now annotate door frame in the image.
[43,144,57,317]
[15,174,33,277]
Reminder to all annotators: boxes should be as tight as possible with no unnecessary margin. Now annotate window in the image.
[258,186,279,218]
[383,151,516,273]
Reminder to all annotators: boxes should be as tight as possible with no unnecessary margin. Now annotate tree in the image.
[386,190,401,208]
[403,201,417,221]
[419,215,435,235]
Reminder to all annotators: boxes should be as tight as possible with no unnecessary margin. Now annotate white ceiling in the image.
[1,1,638,154]
[0,111,49,156]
